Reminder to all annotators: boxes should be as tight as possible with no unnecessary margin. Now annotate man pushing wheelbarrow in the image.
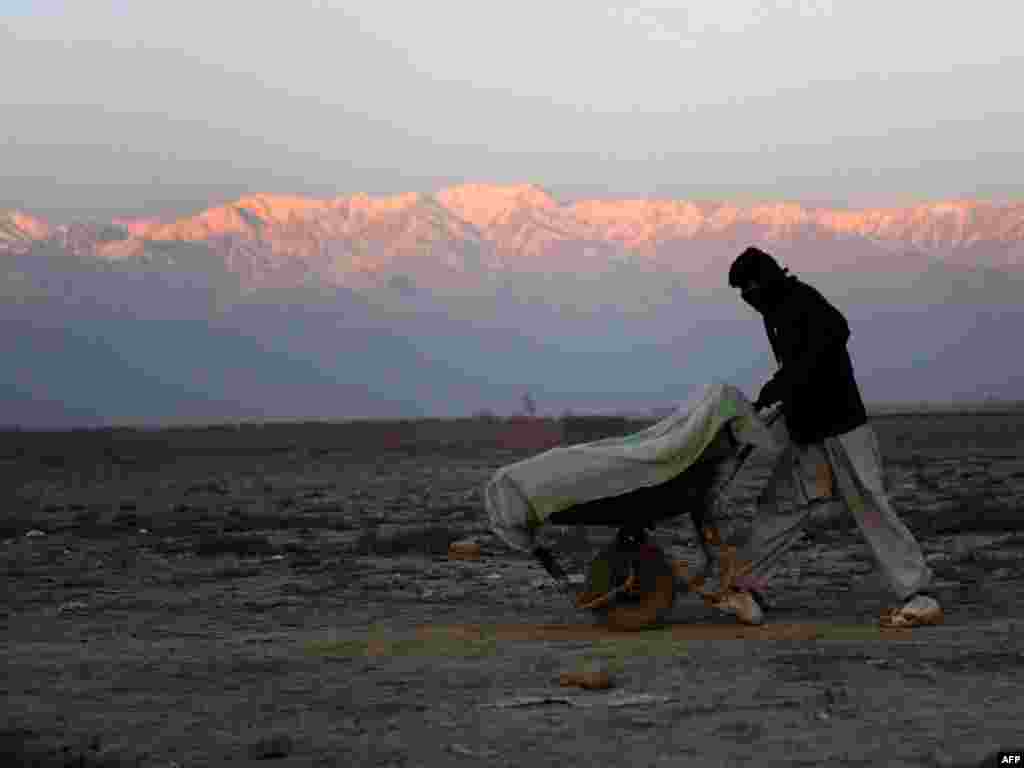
[484,247,942,631]
[724,246,942,629]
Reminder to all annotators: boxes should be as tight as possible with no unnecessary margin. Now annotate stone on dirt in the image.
[558,670,613,690]
[448,539,481,560]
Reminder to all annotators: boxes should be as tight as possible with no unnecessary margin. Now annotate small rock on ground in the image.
[248,734,293,760]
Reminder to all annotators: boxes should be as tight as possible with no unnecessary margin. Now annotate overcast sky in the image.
[3,0,1023,218]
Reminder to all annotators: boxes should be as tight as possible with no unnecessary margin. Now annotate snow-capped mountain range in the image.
[3,184,1023,427]
[4,185,1024,278]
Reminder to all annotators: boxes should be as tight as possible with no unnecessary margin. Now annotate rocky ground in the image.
[2,413,1023,767]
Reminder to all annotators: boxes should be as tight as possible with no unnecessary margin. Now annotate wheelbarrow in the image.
[531,407,783,631]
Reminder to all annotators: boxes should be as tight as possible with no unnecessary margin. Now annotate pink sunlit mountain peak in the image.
[0,210,52,250]
[5,188,1024,289]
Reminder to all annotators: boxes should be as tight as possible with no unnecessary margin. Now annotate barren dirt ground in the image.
[2,413,1023,767]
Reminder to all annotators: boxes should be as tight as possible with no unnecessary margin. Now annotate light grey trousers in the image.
[732,417,932,601]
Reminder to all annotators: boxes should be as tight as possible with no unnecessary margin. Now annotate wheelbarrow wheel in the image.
[583,539,676,631]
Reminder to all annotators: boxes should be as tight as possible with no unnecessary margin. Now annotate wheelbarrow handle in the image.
[740,409,775,454]
[725,405,783,479]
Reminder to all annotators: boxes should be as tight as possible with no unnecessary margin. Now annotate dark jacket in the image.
[762,277,868,445]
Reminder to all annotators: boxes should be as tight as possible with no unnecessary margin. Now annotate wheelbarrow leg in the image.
[532,545,575,599]
[533,545,566,581]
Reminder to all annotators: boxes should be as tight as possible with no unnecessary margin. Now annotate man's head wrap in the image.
[728,246,788,289]
[729,247,791,313]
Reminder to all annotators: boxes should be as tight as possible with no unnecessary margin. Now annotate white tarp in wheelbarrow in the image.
[485,382,779,553]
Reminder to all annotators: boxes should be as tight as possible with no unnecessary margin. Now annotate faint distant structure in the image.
[522,392,537,417]
[473,408,498,423]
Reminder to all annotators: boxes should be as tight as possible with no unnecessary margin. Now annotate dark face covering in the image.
[740,284,766,312]
[740,277,789,315]
[730,247,791,314]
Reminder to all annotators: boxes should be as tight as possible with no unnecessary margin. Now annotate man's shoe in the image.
[713,589,765,626]
[880,593,943,628]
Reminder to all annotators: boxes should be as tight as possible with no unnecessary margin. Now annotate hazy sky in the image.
[3,1,1024,218]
